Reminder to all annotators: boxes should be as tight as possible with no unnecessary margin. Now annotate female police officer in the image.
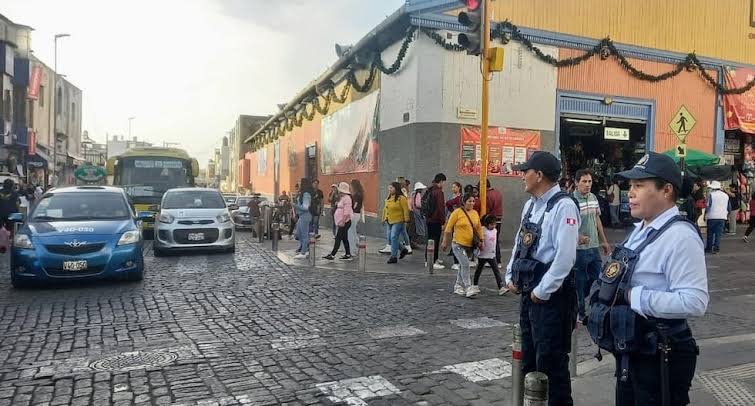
[587,151,708,406]
[506,151,580,405]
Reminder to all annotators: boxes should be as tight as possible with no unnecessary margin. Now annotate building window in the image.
[39,85,44,107]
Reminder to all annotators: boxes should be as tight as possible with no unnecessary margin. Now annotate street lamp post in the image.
[50,33,70,186]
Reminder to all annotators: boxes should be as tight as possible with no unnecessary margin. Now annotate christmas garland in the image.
[422,28,465,52]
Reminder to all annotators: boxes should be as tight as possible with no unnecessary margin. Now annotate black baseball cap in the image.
[615,152,682,189]
[513,151,561,179]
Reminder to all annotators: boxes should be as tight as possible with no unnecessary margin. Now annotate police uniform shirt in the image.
[624,206,708,319]
[505,184,581,300]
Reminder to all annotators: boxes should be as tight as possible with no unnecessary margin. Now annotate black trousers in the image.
[425,222,442,263]
[473,258,503,288]
[745,216,755,237]
[495,221,502,263]
[615,332,699,406]
[520,284,576,406]
[330,221,352,256]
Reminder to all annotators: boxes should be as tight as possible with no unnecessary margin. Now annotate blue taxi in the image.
[9,186,150,288]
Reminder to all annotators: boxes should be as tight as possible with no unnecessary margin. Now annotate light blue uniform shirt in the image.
[505,184,580,301]
[625,206,709,319]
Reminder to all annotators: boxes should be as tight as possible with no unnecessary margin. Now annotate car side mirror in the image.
[8,212,24,222]
[137,212,154,221]
[228,204,239,211]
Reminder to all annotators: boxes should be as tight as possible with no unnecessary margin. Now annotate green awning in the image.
[662,148,720,168]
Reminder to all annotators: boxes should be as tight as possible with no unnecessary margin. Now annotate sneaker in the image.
[294,253,307,259]
[453,285,465,295]
[399,248,409,259]
[498,287,509,296]
[726,232,736,236]
[744,236,750,243]
[322,254,335,260]
[470,261,477,267]
[404,245,413,254]
[339,254,354,261]
[387,257,398,264]
[451,264,460,271]
[466,287,479,298]
[436,259,445,265]
[433,263,445,270]
[378,245,392,254]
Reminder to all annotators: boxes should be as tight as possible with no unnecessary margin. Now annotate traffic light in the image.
[457,0,484,56]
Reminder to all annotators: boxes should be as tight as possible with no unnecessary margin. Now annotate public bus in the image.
[107,147,199,235]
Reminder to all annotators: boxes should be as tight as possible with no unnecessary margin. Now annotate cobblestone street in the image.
[2,232,755,405]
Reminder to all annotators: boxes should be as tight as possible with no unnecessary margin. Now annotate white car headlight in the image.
[118,230,142,246]
[13,234,34,249]
[158,212,175,224]
[217,212,231,223]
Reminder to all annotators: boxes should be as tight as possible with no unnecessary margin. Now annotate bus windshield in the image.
[116,157,193,204]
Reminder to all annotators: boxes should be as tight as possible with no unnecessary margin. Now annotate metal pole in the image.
[51,38,57,186]
[264,206,272,239]
[358,235,367,272]
[426,242,435,275]
[308,232,316,267]
[478,0,492,216]
[512,323,524,406]
[271,222,280,252]
[523,372,548,406]
[569,324,578,377]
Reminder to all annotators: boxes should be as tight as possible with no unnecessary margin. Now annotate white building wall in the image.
[380,31,558,132]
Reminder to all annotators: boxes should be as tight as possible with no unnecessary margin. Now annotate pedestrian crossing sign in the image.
[669,105,696,142]
[676,143,687,158]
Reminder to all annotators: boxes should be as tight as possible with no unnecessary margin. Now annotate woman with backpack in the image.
[440,193,483,298]
[293,179,313,259]
[383,182,410,264]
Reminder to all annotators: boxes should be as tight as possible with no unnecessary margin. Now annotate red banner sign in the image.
[27,66,43,100]
[723,66,755,134]
[28,130,36,155]
[459,126,541,177]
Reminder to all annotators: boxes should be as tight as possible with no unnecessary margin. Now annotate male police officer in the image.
[506,151,580,405]
[587,152,708,406]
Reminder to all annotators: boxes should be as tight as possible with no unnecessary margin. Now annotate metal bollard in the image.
[426,242,435,275]
[271,223,280,252]
[308,232,316,267]
[523,372,549,406]
[357,235,367,272]
[512,323,524,406]
[569,324,578,377]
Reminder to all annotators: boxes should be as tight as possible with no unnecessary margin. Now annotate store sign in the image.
[604,127,630,141]
[27,66,43,100]
[723,66,755,134]
[74,165,107,183]
[669,106,696,142]
[459,126,541,177]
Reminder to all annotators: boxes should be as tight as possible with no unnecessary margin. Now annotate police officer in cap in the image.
[506,151,580,405]
[587,151,707,406]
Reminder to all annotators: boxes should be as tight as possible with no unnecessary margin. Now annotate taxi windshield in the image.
[31,193,131,221]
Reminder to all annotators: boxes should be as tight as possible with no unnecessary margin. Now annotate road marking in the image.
[697,362,755,406]
[436,358,512,382]
[450,317,508,329]
[270,334,325,350]
[316,375,401,406]
[368,325,426,339]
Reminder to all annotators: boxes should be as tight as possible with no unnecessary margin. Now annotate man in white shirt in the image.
[607,179,622,227]
[705,180,729,254]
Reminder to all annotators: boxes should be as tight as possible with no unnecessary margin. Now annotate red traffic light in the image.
[460,0,481,10]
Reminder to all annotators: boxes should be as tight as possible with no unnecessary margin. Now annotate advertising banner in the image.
[459,126,541,177]
[723,66,755,134]
[320,91,379,175]
[27,66,43,100]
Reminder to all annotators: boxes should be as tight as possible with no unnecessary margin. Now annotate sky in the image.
[1,0,405,166]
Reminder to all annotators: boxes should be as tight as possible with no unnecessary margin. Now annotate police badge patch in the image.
[603,261,622,280]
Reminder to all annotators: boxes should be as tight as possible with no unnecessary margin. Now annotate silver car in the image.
[153,188,236,256]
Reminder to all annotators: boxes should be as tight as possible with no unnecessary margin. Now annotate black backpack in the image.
[420,187,436,217]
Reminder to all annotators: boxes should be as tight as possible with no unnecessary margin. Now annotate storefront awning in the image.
[27,150,51,168]
[723,66,755,134]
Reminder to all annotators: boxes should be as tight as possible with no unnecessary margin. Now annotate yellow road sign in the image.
[676,143,687,158]
[669,106,696,142]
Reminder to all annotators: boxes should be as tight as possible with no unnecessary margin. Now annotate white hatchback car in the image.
[153,188,236,256]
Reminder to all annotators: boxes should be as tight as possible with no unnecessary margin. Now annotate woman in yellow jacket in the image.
[383,181,410,264]
[441,193,483,297]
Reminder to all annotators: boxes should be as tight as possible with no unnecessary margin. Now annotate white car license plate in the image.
[188,232,205,241]
[63,260,88,271]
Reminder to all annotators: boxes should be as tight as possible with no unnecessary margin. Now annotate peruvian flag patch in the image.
[566,218,577,225]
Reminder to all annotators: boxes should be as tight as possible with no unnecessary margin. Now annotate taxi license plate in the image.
[188,232,205,241]
[63,260,88,271]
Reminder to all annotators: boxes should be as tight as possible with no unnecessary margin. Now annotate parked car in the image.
[153,188,236,256]
[9,186,149,288]
[232,195,268,230]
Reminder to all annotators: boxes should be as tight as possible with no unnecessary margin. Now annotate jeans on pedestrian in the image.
[574,248,602,318]
[296,213,312,253]
[400,224,411,248]
[452,242,472,289]
[706,219,725,251]
[728,210,738,234]
[347,212,360,252]
[610,205,620,226]
[425,222,442,263]
[330,220,352,256]
[389,222,406,258]
[520,283,575,406]
[310,215,320,235]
